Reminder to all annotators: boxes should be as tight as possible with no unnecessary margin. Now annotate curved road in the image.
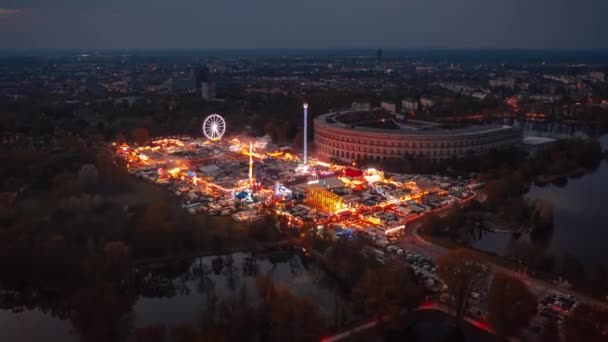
[400,213,608,309]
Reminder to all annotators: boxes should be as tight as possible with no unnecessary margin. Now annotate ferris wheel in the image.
[202,114,226,141]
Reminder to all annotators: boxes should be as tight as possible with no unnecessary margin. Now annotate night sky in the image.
[0,0,606,49]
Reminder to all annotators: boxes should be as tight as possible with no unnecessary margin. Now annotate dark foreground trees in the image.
[487,273,537,339]
[352,261,426,317]
[135,274,326,342]
[437,248,488,322]
[562,303,608,342]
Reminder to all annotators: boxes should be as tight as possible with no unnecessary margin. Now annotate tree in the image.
[113,132,127,145]
[437,248,488,321]
[588,264,608,297]
[487,273,537,339]
[70,285,133,342]
[352,262,425,317]
[531,198,554,231]
[352,267,382,315]
[539,319,560,342]
[323,240,367,290]
[52,172,82,201]
[293,130,304,150]
[253,274,324,342]
[421,212,442,235]
[102,241,131,281]
[78,164,99,193]
[131,127,149,146]
[171,322,198,342]
[562,303,608,342]
[135,324,164,342]
[264,122,277,142]
[378,262,425,315]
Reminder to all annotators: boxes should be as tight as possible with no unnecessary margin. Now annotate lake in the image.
[0,250,342,341]
[472,135,608,274]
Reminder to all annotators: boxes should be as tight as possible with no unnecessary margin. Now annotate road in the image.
[322,194,608,342]
[398,215,608,309]
[320,302,494,342]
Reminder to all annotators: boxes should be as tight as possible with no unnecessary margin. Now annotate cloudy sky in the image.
[0,0,606,49]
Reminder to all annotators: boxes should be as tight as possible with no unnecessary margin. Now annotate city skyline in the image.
[0,0,607,50]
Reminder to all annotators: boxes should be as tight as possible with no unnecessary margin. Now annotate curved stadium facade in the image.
[314,110,521,162]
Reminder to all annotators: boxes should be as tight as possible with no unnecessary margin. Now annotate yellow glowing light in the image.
[167,167,182,178]
[363,168,384,183]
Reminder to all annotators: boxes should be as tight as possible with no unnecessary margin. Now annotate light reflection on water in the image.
[133,251,337,328]
[0,251,339,342]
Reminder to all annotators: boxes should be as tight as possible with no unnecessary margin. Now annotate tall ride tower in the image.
[303,102,308,166]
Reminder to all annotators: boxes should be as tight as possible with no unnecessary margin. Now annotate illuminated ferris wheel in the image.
[202,114,226,141]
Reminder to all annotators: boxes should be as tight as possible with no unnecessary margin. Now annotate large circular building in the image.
[314,110,521,162]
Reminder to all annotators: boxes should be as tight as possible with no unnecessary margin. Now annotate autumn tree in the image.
[421,211,442,235]
[135,324,164,342]
[588,264,608,297]
[113,132,127,145]
[102,241,131,281]
[266,285,324,342]
[437,248,488,321]
[539,319,561,342]
[352,267,382,315]
[78,164,99,192]
[132,202,175,257]
[264,122,277,142]
[562,303,608,342]
[380,262,426,315]
[70,285,133,342]
[171,322,199,342]
[487,273,537,339]
[131,127,149,146]
[352,261,425,317]
[52,172,82,201]
[324,240,368,289]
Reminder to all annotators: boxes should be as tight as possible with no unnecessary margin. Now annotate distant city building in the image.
[114,96,145,107]
[201,82,216,100]
[471,91,488,101]
[314,109,522,162]
[169,78,196,93]
[489,77,516,89]
[401,99,419,112]
[351,101,372,110]
[590,71,605,82]
[380,101,396,113]
[523,136,556,156]
[528,94,561,103]
[415,66,433,73]
[190,66,210,89]
[420,97,435,108]
[438,82,476,96]
[543,74,573,84]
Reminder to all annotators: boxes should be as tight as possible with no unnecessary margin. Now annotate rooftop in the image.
[523,136,557,145]
[316,110,517,137]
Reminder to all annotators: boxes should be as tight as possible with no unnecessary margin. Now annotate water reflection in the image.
[1,250,343,341]
[472,135,608,275]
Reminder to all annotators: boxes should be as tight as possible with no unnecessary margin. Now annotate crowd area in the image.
[116,136,476,229]
[115,135,481,294]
